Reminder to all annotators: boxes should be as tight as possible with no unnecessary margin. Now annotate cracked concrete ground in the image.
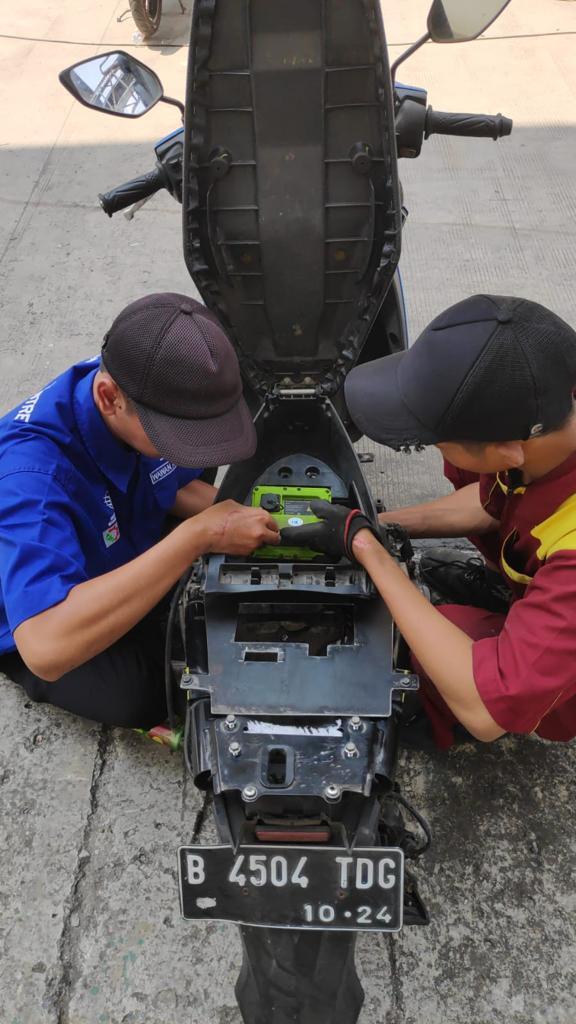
[1,1,576,1021]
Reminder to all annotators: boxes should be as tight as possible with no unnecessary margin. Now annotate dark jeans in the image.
[0,615,168,729]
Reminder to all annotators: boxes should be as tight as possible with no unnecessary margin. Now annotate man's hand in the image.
[280,500,379,561]
[194,499,280,556]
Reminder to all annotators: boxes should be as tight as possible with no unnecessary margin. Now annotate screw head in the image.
[324,784,341,801]
[344,742,359,758]
[349,716,362,731]
[242,785,258,802]
[223,715,237,731]
[228,742,241,757]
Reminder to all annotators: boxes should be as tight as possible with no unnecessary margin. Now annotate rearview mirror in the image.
[59,51,163,118]
[427,0,512,43]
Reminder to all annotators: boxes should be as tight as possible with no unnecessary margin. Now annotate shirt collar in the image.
[496,452,576,497]
[496,471,526,496]
[73,367,138,493]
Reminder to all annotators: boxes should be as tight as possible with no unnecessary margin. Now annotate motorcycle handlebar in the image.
[425,107,513,141]
[98,166,166,217]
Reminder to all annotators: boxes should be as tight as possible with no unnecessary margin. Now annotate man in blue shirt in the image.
[0,293,279,727]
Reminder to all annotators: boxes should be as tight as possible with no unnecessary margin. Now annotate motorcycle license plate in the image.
[178,845,404,932]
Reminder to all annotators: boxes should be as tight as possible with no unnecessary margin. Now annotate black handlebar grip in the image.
[98,166,166,217]
[425,107,513,141]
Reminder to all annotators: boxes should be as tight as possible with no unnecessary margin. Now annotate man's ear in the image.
[489,441,525,468]
[93,373,123,418]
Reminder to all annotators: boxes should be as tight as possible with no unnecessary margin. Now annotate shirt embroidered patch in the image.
[102,490,120,547]
[150,461,177,486]
[103,521,121,547]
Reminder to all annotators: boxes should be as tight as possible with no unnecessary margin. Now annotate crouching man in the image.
[0,293,279,727]
[283,295,576,749]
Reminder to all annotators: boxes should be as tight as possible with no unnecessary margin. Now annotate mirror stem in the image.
[390,32,431,85]
[161,95,185,117]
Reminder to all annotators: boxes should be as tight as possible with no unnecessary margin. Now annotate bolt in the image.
[324,784,341,801]
[242,785,258,802]
[344,742,359,758]
[223,715,237,731]
[349,716,362,731]
[229,742,241,757]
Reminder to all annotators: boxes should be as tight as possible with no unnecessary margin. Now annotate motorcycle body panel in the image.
[182,0,402,398]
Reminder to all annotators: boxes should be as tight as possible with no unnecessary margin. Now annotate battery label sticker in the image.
[284,500,311,515]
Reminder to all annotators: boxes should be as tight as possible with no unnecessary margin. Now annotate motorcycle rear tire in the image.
[236,925,364,1024]
[129,0,162,37]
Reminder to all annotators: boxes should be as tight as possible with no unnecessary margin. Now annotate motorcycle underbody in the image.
[175,0,429,1019]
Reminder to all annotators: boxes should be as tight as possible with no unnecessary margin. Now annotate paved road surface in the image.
[1,2,575,1021]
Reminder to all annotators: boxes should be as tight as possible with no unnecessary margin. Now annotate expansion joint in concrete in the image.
[49,725,112,1024]
[384,933,405,1021]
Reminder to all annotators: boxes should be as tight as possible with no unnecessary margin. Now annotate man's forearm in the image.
[14,518,209,680]
[171,479,217,518]
[379,482,498,539]
[353,532,504,741]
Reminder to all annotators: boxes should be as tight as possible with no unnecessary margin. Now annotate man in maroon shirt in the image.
[284,294,576,749]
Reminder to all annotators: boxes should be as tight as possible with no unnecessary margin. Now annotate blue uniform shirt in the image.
[0,358,202,654]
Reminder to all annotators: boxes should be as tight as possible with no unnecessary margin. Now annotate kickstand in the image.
[178,0,187,12]
[116,9,131,22]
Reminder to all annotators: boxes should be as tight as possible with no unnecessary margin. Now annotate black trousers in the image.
[0,615,168,729]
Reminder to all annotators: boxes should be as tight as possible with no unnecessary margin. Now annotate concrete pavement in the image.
[1,1,575,1021]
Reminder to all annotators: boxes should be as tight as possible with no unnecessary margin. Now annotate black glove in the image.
[280,500,379,562]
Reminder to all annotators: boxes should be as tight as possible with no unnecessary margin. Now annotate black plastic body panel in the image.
[183,0,402,397]
[189,702,398,799]
[189,592,416,716]
[217,397,377,511]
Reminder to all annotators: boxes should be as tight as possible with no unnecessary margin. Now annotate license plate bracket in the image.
[178,844,404,932]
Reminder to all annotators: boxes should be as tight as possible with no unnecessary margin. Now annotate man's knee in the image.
[1,640,167,729]
[435,602,506,640]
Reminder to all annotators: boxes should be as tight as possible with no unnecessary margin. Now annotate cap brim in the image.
[134,393,257,468]
[344,352,439,447]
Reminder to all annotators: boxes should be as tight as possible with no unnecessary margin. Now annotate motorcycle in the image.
[125,0,189,41]
[129,0,163,38]
[59,2,513,1019]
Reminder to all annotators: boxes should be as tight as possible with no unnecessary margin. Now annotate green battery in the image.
[251,484,331,560]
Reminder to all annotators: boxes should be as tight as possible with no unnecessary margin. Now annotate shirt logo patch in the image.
[103,522,121,548]
[150,461,177,486]
[102,490,120,547]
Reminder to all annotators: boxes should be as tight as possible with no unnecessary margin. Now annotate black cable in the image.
[183,695,194,778]
[386,790,432,857]
[164,569,191,729]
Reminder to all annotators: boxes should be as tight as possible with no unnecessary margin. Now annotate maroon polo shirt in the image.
[469,453,576,741]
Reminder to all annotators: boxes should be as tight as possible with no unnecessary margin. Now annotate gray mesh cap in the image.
[101,293,256,467]
[345,295,576,448]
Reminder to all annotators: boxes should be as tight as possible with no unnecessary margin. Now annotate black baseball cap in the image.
[345,295,576,448]
[101,293,256,467]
